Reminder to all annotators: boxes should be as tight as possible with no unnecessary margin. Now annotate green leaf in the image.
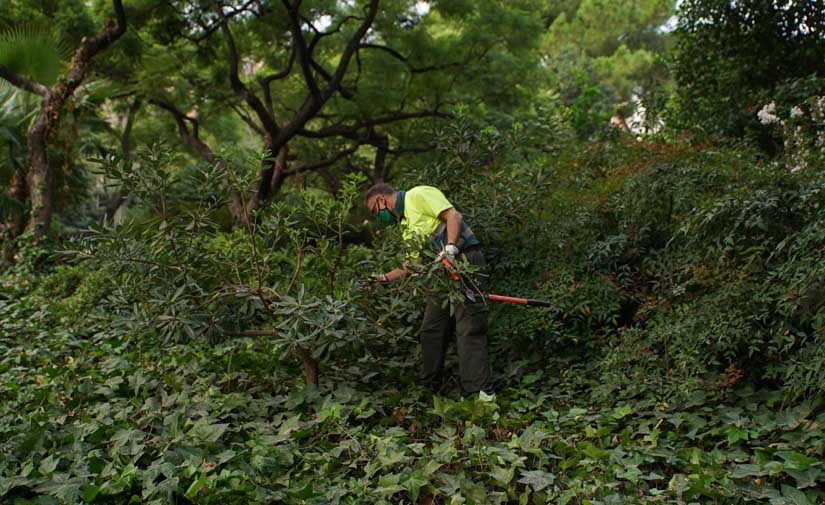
[490,465,514,486]
[184,474,207,499]
[82,483,101,502]
[778,451,819,471]
[785,468,822,489]
[730,464,766,479]
[402,471,428,502]
[517,469,555,491]
[579,441,609,460]
[610,404,632,420]
[38,455,59,475]
[780,484,811,505]
[189,421,229,443]
[726,426,749,445]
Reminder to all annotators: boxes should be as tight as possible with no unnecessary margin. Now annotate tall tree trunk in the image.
[26,100,55,238]
[20,0,127,241]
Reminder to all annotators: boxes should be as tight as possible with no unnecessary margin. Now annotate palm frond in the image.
[0,23,71,88]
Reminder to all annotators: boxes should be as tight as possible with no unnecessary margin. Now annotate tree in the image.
[0,0,127,244]
[673,0,825,140]
[132,0,541,225]
[540,0,675,135]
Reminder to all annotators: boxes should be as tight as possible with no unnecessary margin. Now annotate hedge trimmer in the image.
[440,257,554,308]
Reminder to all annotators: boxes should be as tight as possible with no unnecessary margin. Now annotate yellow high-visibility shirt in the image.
[398,186,454,244]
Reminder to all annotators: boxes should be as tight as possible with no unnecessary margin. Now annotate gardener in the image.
[365,183,493,396]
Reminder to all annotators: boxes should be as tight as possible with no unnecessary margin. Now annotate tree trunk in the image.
[296,345,319,385]
[21,0,127,241]
[26,97,56,239]
[245,141,291,215]
[267,144,290,200]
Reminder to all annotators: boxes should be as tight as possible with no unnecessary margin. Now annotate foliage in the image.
[672,0,825,143]
[540,0,675,136]
[2,1,825,504]
[2,269,825,503]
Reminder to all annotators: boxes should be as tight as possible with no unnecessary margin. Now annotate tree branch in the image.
[151,98,248,225]
[358,43,464,73]
[231,103,265,135]
[267,0,379,153]
[298,109,452,138]
[261,45,296,84]
[324,0,379,99]
[283,0,321,100]
[282,144,360,176]
[0,65,48,95]
[121,97,141,163]
[215,0,280,134]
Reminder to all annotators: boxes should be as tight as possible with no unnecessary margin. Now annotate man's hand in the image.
[369,273,389,284]
[436,243,460,263]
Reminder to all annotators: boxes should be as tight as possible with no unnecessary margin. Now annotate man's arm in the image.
[379,260,411,282]
[438,207,463,246]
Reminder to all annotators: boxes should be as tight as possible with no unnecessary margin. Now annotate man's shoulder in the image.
[407,185,448,202]
[407,185,438,195]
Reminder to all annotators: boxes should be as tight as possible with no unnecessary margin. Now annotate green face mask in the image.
[378,203,396,224]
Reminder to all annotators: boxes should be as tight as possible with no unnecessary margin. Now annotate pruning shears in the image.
[440,257,554,308]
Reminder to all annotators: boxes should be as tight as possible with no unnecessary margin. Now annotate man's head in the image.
[365,183,397,223]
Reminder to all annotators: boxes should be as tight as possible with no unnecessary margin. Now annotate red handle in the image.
[441,257,460,280]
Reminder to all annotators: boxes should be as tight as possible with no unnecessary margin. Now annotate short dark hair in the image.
[365,183,395,204]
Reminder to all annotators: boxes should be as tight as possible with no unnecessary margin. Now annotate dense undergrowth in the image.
[2,111,824,503]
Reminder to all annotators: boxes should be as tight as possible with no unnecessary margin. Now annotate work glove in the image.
[436,243,460,264]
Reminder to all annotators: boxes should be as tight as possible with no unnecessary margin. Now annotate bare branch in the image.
[151,97,247,224]
[325,0,379,99]
[121,98,141,163]
[0,65,48,96]
[184,0,260,44]
[309,59,355,99]
[231,103,265,135]
[268,0,379,153]
[298,109,452,138]
[283,144,360,176]
[283,0,321,100]
[260,45,296,115]
[358,43,463,73]
[215,0,280,134]
[306,14,360,55]
[261,45,296,84]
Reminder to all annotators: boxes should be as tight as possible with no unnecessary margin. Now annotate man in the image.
[365,183,493,396]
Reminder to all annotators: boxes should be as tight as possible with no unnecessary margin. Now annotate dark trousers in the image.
[418,248,492,393]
